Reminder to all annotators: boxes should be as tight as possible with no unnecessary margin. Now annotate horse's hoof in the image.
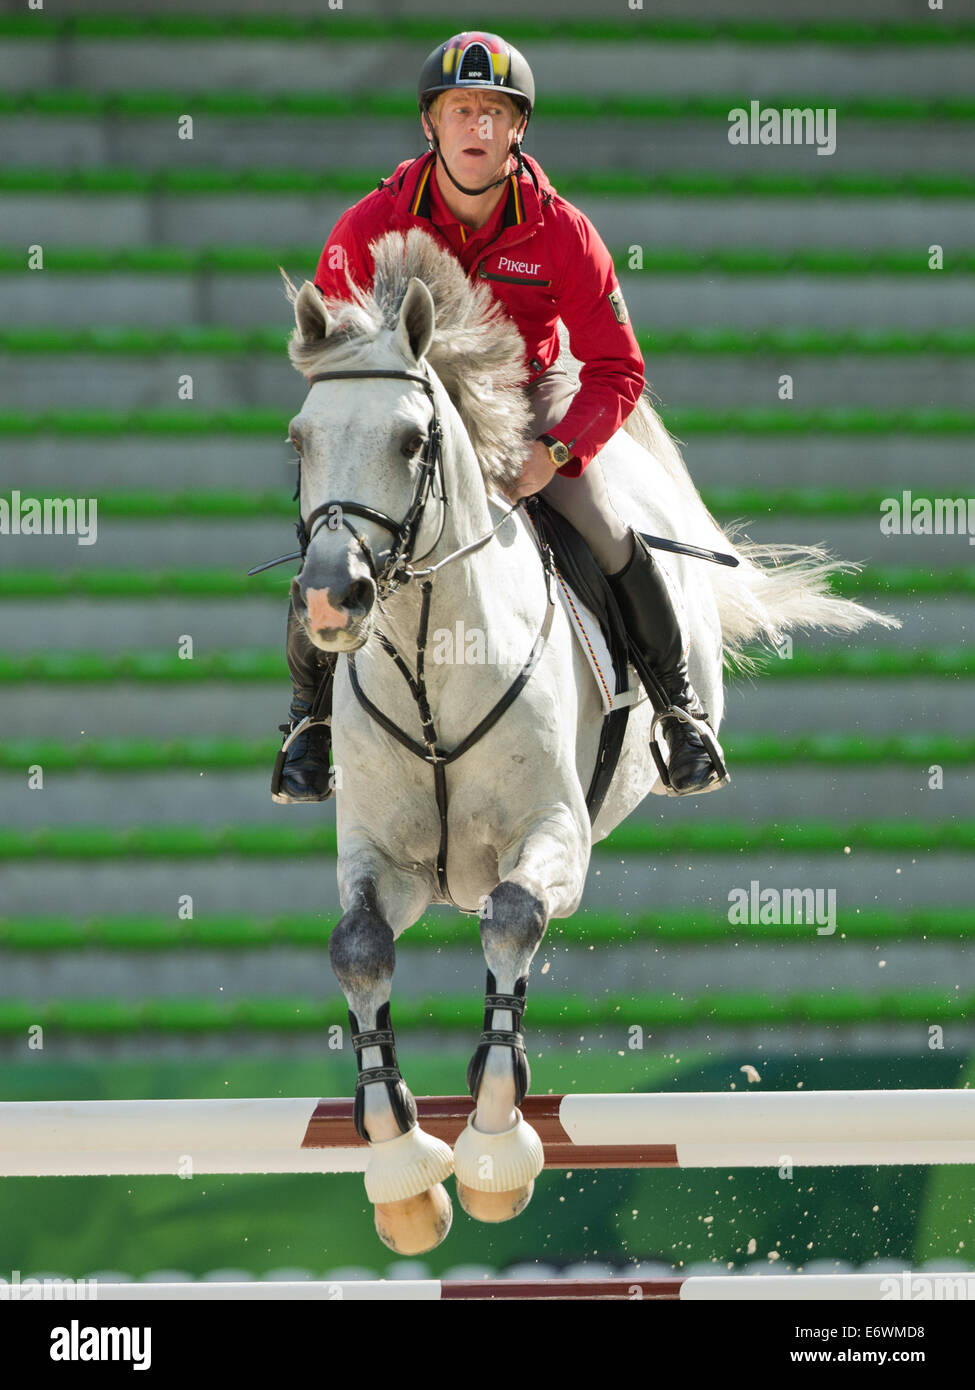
[456,1179,534,1224]
[374,1183,453,1254]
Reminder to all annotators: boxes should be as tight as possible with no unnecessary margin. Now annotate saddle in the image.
[523,495,633,823]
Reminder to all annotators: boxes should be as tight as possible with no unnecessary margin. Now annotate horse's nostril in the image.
[345,578,374,614]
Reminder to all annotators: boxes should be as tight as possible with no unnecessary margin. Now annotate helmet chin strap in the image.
[425,119,527,197]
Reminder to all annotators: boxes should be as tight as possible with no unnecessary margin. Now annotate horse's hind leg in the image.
[454,879,549,1223]
[329,876,453,1254]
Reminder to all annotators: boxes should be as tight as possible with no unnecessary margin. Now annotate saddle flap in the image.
[524,496,631,703]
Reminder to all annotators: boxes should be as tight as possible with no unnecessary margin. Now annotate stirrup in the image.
[270,712,333,802]
[649,704,730,797]
[278,711,330,757]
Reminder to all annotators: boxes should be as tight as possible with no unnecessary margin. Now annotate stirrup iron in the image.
[649,704,729,796]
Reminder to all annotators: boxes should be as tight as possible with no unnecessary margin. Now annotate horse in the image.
[278,228,895,1254]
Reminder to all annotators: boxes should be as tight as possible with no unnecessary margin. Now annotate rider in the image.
[272,30,726,803]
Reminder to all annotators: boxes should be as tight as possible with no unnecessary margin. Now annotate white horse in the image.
[281,229,894,1253]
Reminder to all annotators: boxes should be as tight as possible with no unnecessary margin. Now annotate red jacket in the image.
[313,151,645,476]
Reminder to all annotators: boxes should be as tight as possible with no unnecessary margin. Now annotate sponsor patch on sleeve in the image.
[607,287,629,324]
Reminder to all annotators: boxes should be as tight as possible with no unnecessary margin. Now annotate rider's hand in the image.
[507,439,561,501]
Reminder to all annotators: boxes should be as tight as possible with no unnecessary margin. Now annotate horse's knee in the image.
[479,881,547,960]
[329,881,395,990]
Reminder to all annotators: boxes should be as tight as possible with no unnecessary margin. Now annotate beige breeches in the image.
[524,366,634,574]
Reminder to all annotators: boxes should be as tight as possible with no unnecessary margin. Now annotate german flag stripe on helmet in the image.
[441,33,510,85]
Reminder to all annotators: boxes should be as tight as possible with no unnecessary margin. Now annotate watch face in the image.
[552,443,570,464]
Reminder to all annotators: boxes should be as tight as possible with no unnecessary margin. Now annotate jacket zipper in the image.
[478,269,552,287]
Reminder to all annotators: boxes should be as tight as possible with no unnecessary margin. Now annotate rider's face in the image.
[424,92,523,183]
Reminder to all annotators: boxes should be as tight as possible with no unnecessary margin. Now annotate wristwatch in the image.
[537,433,572,467]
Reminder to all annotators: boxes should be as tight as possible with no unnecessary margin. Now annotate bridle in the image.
[250,367,448,594]
[302,368,454,598]
[248,364,557,909]
[249,366,534,594]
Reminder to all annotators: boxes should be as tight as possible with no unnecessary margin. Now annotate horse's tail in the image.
[620,389,901,669]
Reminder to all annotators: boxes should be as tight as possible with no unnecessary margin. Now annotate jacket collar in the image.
[384,151,549,231]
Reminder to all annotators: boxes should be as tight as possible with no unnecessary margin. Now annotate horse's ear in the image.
[393,278,435,365]
[291,279,334,345]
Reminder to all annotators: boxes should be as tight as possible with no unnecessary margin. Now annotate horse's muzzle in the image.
[292,576,376,651]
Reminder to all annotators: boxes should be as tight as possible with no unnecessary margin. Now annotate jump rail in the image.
[25,1274,975,1301]
[1,1089,973,1177]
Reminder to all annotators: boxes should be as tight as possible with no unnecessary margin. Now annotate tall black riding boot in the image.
[270,599,338,804]
[607,533,728,795]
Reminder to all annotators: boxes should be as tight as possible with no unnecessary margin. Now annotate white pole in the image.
[681,1272,975,1300]
[1,1091,973,1177]
[0,1098,359,1178]
[6,1274,968,1301]
[558,1090,975,1167]
[73,1281,441,1301]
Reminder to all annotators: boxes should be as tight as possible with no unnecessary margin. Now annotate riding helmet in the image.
[417,31,535,122]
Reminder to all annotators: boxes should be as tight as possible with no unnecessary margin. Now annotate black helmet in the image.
[417,31,535,122]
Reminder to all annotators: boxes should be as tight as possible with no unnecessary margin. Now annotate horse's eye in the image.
[403,434,425,457]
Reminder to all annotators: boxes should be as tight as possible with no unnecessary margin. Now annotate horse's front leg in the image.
[453,825,586,1224]
[329,869,453,1254]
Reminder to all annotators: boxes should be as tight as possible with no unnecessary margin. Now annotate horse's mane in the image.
[287,228,534,491]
